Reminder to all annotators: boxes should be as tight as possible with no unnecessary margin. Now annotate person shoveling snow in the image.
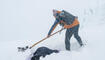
[18,10,84,52]
[47,9,84,51]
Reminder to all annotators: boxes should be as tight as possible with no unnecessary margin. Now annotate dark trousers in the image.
[65,24,83,50]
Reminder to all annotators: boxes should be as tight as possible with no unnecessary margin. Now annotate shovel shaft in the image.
[30,28,64,49]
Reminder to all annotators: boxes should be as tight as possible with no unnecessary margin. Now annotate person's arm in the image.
[47,20,59,37]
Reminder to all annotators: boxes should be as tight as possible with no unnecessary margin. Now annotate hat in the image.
[53,9,62,17]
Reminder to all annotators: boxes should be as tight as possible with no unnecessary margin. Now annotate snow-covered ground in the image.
[0,0,105,60]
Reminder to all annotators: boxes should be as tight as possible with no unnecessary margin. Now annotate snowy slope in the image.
[0,0,105,60]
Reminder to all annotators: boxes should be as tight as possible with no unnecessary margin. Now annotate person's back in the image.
[61,10,75,25]
[55,10,75,26]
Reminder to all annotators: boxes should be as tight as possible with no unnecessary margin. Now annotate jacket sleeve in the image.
[48,20,59,36]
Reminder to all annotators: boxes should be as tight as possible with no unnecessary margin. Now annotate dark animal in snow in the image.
[31,47,59,60]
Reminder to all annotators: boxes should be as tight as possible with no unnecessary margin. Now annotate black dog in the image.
[31,47,59,60]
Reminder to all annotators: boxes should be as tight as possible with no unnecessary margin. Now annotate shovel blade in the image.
[17,46,29,52]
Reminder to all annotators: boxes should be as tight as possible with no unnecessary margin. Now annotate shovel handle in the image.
[29,28,64,49]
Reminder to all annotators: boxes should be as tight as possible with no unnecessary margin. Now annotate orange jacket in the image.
[48,10,79,36]
[63,18,79,29]
[48,18,79,36]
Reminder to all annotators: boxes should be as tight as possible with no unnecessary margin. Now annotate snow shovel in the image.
[18,28,65,52]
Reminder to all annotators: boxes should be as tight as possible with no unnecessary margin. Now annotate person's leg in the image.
[65,29,73,51]
[73,25,83,46]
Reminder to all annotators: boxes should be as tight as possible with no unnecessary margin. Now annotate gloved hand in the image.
[47,35,50,38]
